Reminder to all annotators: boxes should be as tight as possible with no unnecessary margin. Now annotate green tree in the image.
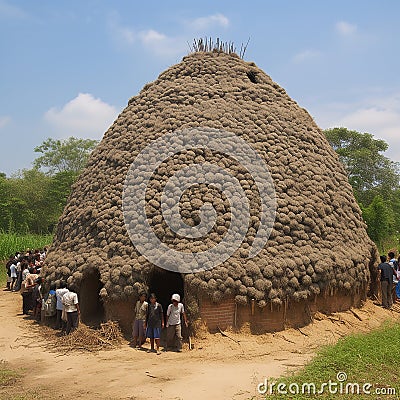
[324,127,399,204]
[33,137,98,175]
[325,127,400,251]
[0,137,98,234]
[361,195,393,251]
[8,169,54,233]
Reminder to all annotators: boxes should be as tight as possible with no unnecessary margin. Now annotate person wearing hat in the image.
[166,294,188,352]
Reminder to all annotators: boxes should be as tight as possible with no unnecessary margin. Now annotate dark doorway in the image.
[148,268,184,321]
[79,269,105,327]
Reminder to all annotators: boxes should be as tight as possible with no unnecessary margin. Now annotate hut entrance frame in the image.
[79,268,105,326]
[148,267,184,317]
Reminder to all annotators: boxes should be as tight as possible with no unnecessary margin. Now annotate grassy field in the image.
[0,233,52,285]
[265,321,400,399]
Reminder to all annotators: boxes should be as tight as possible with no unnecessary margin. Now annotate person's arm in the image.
[182,311,188,327]
[25,278,36,289]
[144,305,149,329]
[160,308,164,329]
[181,305,188,327]
[76,302,80,315]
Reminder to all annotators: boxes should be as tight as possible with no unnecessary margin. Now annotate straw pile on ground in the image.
[40,321,123,353]
[41,50,378,312]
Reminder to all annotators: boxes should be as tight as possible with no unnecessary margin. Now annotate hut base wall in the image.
[103,290,367,336]
[199,289,367,334]
[104,297,135,336]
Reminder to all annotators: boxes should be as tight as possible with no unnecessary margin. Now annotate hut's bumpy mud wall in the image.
[42,51,378,328]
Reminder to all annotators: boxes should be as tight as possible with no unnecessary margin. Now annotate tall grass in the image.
[0,233,52,285]
[0,233,53,260]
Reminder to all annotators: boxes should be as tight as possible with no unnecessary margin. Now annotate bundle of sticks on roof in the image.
[189,37,249,58]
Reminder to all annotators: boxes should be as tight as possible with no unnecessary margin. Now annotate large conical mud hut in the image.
[42,48,379,334]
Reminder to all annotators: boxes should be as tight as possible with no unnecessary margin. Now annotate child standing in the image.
[132,292,148,348]
[144,293,164,355]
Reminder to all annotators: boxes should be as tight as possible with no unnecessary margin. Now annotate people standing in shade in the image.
[378,255,396,309]
[144,293,164,355]
[132,292,148,349]
[62,284,80,334]
[166,294,188,352]
[55,281,69,331]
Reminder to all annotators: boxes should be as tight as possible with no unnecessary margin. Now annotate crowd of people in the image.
[4,249,80,335]
[132,292,188,354]
[4,249,188,352]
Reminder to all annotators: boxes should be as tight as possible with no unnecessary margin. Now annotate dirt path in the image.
[1,289,399,400]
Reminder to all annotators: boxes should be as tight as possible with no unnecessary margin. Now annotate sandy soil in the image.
[1,289,399,400]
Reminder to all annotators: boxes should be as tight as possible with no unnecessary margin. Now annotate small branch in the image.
[217,326,240,344]
[349,309,363,321]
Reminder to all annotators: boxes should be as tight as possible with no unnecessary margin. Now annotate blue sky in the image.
[1,0,399,175]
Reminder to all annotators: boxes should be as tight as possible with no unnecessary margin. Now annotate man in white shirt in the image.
[166,294,188,352]
[55,281,69,331]
[9,262,17,291]
[62,284,80,334]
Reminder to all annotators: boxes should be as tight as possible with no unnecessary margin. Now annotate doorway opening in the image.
[79,268,105,327]
[148,267,184,320]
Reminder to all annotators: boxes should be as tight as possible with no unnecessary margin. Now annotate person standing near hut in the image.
[55,281,69,331]
[144,293,164,355]
[132,292,148,348]
[9,261,17,291]
[21,268,38,315]
[166,294,188,352]
[62,284,80,334]
[378,255,396,309]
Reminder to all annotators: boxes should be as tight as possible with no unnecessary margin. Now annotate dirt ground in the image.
[1,289,399,400]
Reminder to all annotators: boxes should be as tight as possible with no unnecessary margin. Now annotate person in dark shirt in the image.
[378,255,396,309]
[144,293,164,354]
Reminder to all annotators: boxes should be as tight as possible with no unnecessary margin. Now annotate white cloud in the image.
[107,11,229,57]
[108,12,185,57]
[292,49,321,64]
[190,13,229,30]
[138,29,186,57]
[44,93,119,139]
[339,97,400,161]
[335,21,357,36]
[313,92,400,162]
[0,0,28,19]
[139,29,167,44]
[0,116,11,129]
